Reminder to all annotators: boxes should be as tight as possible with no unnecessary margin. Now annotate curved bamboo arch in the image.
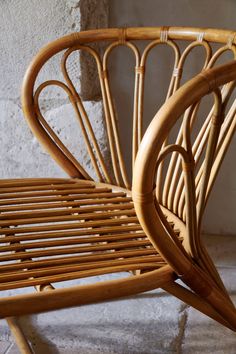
[22,27,236,185]
[133,60,236,329]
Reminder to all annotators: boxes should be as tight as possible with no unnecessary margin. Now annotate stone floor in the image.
[0,234,235,354]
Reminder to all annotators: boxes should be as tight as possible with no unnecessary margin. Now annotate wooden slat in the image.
[0,182,95,194]
[0,196,132,212]
[0,232,147,252]
[0,187,111,200]
[0,224,142,243]
[0,192,127,206]
[0,202,134,220]
[0,239,153,262]
[0,248,158,272]
[0,208,136,227]
[0,178,77,188]
[0,256,163,284]
[0,263,160,291]
[0,216,139,235]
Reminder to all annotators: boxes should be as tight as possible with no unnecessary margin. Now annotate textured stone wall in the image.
[0,0,108,179]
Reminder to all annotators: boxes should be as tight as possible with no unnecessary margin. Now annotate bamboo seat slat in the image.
[0,239,154,262]
[0,248,158,273]
[0,178,77,188]
[0,192,127,206]
[0,179,165,293]
[0,216,139,235]
[0,263,161,291]
[0,187,111,200]
[0,202,134,220]
[0,232,148,252]
[0,257,164,284]
[0,224,143,243]
[0,196,132,212]
[0,183,96,194]
[0,208,137,227]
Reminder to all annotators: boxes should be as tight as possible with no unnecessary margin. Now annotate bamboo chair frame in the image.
[1,27,236,352]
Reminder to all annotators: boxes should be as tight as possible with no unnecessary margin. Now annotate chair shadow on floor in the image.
[17,316,60,354]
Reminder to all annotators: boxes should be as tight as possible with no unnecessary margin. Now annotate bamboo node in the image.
[99,69,108,80]
[197,32,204,42]
[211,112,225,126]
[119,28,127,44]
[132,191,154,204]
[135,66,145,75]
[182,161,194,172]
[72,32,81,44]
[227,33,236,48]
[69,93,80,104]
[173,67,182,77]
[160,26,169,42]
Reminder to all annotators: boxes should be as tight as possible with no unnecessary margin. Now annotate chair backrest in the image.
[22,27,236,192]
[133,60,236,298]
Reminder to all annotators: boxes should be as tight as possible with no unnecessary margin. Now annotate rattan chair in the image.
[1,27,236,353]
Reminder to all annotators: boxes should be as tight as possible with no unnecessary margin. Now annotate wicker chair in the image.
[1,27,236,352]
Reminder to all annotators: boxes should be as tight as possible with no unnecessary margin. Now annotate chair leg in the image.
[163,282,235,331]
[6,317,34,354]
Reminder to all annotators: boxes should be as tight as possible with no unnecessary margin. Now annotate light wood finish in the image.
[1,27,236,353]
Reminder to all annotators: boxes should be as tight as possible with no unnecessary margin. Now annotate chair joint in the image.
[160,26,169,42]
[119,28,127,44]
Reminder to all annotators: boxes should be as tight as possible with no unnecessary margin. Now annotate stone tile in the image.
[182,307,236,354]
[0,341,11,354]
[5,343,20,354]
[0,99,108,180]
[0,1,81,99]
[45,101,110,181]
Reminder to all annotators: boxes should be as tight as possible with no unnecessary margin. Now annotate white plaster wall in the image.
[109,0,236,235]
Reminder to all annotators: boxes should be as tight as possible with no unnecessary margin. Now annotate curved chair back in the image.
[133,60,236,328]
[22,27,236,192]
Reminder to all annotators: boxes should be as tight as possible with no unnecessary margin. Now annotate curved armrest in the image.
[132,60,236,276]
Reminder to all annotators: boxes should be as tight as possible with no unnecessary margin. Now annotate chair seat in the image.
[0,178,173,293]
